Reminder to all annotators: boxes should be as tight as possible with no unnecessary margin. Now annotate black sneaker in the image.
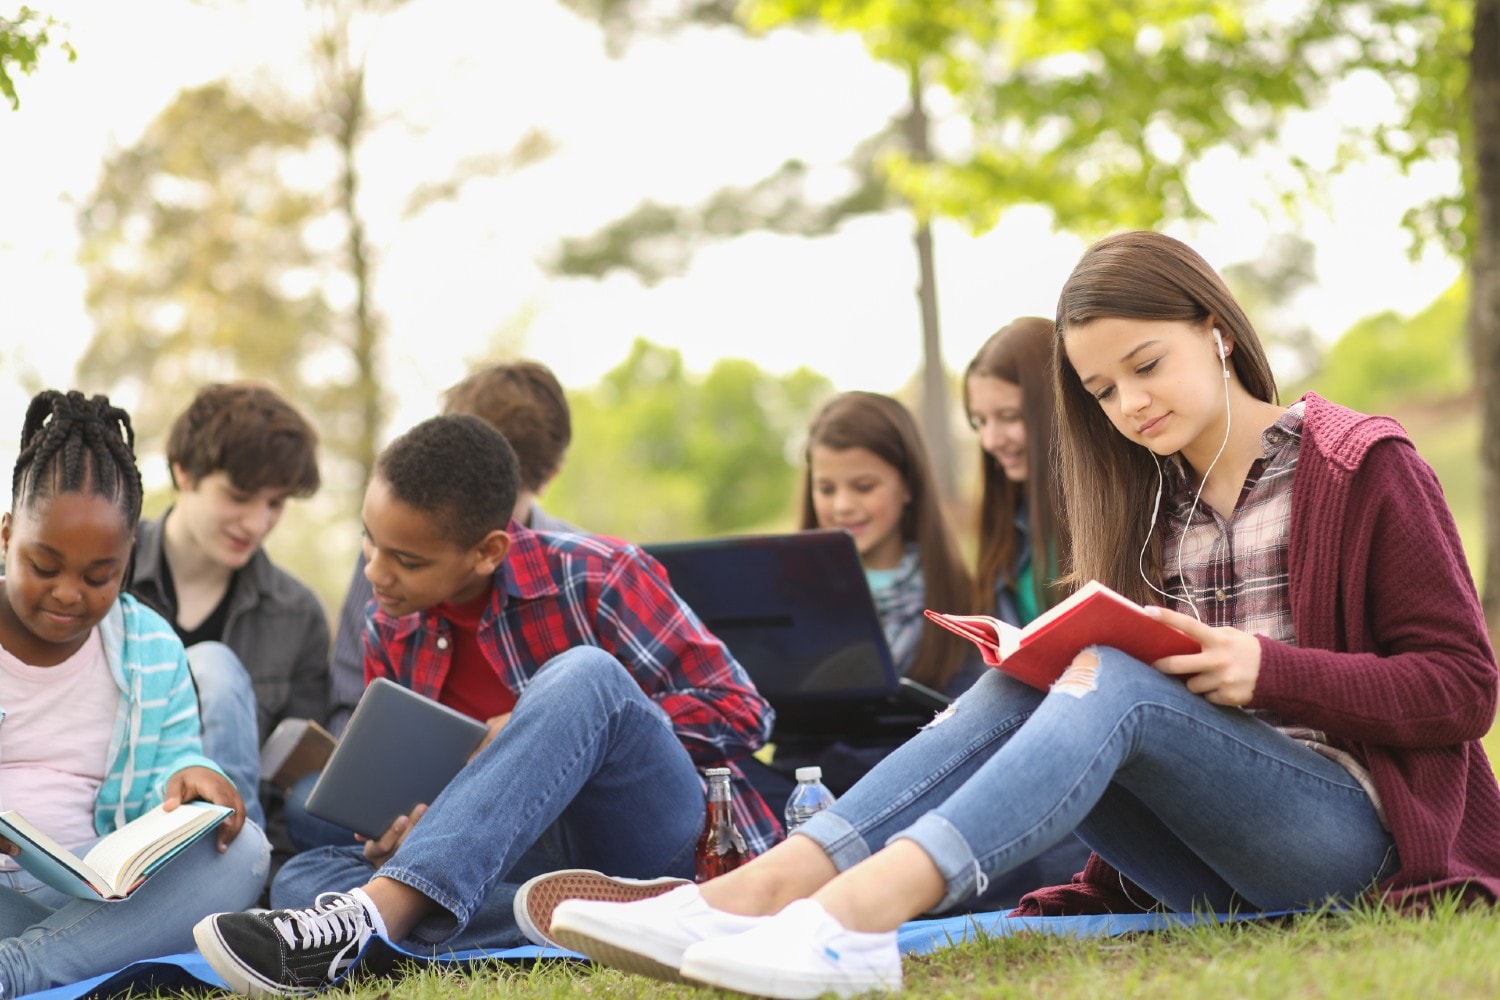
[193,892,376,997]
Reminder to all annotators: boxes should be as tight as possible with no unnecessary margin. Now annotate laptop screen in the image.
[645,531,931,741]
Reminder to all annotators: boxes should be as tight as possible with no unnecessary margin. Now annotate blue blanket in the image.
[23,909,1272,999]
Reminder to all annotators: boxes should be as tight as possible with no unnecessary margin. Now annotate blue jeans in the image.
[283,770,358,852]
[188,642,267,830]
[797,649,1398,913]
[272,647,706,952]
[0,821,270,995]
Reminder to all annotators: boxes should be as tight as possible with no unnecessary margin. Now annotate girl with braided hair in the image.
[0,390,269,996]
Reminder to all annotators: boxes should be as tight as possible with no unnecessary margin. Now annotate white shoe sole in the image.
[548,906,691,984]
[513,869,690,950]
[193,916,318,998]
[681,951,903,999]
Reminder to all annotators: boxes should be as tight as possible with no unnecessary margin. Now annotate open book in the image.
[259,717,338,791]
[925,580,1201,690]
[0,801,233,901]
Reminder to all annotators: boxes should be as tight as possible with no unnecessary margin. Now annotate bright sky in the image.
[0,0,1465,469]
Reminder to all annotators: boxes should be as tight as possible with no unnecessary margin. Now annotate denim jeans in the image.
[282,769,357,852]
[188,641,266,830]
[0,821,270,995]
[272,647,706,952]
[797,648,1398,913]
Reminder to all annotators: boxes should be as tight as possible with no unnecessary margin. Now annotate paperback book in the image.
[0,801,233,901]
[926,580,1201,690]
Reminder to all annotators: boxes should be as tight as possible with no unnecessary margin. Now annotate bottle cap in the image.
[794,766,823,781]
[704,767,732,776]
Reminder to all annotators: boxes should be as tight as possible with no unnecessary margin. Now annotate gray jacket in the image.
[130,513,332,744]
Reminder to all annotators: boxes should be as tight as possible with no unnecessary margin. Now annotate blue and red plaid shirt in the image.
[362,523,782,854]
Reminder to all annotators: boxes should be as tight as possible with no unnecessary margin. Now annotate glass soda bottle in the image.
[694,766,749,882]
[784,765,837,833]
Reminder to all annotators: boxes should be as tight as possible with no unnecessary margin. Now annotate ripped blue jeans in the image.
[794,648,1397,913]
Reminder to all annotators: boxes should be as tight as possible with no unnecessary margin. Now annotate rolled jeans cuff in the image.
[791,809,871,874]
[890,812,981,913]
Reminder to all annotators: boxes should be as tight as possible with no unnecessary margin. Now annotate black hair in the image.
[12,390,144,532]
[375,413,519,547]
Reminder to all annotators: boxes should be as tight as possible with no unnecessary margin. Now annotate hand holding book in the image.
[164,765,246,852]
[1140,603,1265,708]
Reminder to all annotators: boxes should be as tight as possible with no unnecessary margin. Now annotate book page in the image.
[82,802,226,893]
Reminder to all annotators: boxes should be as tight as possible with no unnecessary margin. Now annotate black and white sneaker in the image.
[193,892,377,997]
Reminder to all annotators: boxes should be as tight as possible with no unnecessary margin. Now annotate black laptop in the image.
[644,530,948,747]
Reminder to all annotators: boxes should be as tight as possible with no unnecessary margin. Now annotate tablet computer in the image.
[303,677,489,838]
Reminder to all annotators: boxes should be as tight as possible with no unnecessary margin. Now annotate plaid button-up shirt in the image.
[363,523,781,854]
[1158,400,1383,822]
[1159,401,1303,638]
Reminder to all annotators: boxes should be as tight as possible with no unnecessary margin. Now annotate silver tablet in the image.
[303,677,488,838]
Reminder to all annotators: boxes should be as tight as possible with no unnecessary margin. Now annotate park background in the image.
[0,0,1484,643]
[5,7,1500,995]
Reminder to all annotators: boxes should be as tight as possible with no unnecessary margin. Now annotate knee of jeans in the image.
[525,646,636,702]
[187,642,253,706]
[1054,646,1177,704]
[1052,649,1103,698]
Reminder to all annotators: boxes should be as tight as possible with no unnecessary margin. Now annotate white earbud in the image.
[1213,328,1229,378]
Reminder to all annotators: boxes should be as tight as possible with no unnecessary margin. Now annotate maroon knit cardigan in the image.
[1016,394,1500,915]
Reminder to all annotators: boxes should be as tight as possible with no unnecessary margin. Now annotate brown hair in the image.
[167,382,320,496]
[1053,231,1278,603]
[798,391,975,690]
[964,317,1069,615]
[442,361,571,494]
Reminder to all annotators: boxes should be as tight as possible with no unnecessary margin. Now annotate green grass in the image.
[174,903,1499,999]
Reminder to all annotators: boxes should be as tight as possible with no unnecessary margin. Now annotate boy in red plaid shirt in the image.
[194,413,777,996]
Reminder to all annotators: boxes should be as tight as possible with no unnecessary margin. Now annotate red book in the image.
[925,580,1201,691]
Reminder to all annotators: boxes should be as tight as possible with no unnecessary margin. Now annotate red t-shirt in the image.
[433,585,516,722]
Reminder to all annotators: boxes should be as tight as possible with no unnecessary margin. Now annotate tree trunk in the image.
[314,0,383,498]
[904,65,955,500]
[335,65,381,491]
[1470,0,1500,632]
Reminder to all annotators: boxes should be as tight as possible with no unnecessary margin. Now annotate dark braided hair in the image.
[12,390,144,533]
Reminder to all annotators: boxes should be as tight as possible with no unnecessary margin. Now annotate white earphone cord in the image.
[1136,338,1233,622]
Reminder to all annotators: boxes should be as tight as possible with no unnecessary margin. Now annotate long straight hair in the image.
[798,391,975,690]
[1053,232,1279,603]
[963,317,1069,615]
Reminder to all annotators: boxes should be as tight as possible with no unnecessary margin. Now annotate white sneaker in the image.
[679,898,902,998]
[512,868,691,949]
[549,883,767,983]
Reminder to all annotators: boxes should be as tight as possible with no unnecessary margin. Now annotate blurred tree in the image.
[551,1,1463,503]
[1470,0,1500,626]
[76,82,335,438]
[308,0,392,491]
[556,0,1500,626]
[545,338,833,541]
[0,6,72,110]
[1302,280,1470,413]
[79,0,555,503]
[1221,234,1322,385]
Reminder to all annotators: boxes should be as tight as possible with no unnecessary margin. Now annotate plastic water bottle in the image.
[784,766,837,834]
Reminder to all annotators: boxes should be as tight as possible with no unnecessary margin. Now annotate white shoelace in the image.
[272,892,369,952]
